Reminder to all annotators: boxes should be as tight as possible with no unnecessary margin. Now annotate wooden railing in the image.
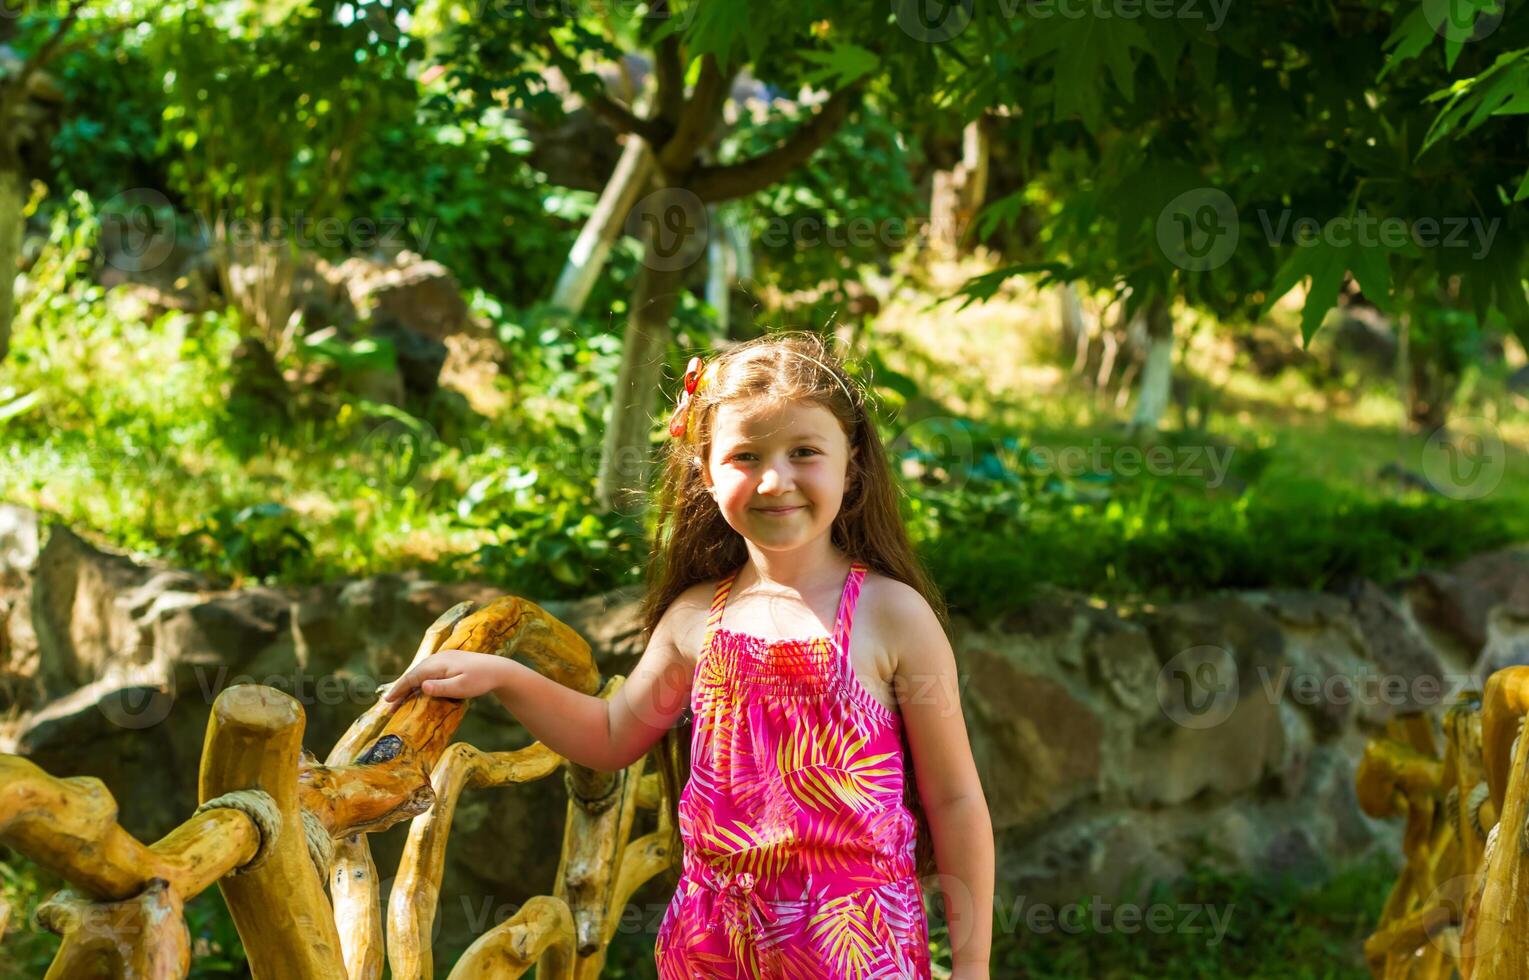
[1359,667,1529,979]
[0,595,676,978]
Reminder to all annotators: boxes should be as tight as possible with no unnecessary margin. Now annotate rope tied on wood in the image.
[195,791,334,879]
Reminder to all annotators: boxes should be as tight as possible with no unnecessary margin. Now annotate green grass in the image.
[980,852,1395,979]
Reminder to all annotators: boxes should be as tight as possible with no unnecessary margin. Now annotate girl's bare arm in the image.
[888,582,994,977]
[383,603,694,772]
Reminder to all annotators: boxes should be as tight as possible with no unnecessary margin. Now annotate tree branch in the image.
[657,53,733,174]
[652,38,684,127]
[650,0,685,125]
[0,0,88,130]
[536,29,669,147]
[688,86,860,203]
[583,89,669,146]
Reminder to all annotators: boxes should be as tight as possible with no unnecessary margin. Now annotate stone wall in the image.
[3,501,1528,965]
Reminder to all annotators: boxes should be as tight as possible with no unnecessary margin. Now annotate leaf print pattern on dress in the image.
[656,560,933,979]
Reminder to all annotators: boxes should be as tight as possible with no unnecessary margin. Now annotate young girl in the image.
[384,332,994,979]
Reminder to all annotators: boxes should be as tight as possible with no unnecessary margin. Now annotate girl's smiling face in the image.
[704,397,856,551]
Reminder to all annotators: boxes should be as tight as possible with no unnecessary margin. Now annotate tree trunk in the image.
[550,135,655,315]
[0,167,22,365]
[1408,345,1457,432]
[958,115,990,219]
[705,203,731,336]
[927,116,990,255]
[595,248,688,514]
[1058,283,1086,372]
[1127,297,1173,437]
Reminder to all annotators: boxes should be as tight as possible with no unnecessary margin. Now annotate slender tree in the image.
[0,0,87,365]
[435,2,964,512]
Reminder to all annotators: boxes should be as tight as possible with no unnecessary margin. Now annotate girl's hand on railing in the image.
[380,650,513,704]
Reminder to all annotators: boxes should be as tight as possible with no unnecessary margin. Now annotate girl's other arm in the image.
[383,598,696,772]
[888,584,994,978]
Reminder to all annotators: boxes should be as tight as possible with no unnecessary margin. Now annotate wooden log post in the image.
[570,796,678,980]
[331,834,384,980]
[550,678,642,962]
[199,685,347,979]
[1462,668,1529,978]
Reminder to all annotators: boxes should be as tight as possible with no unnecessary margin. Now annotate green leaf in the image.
[1260,217,1417,344]
[1018,14,1153,131]
[1380,6,1433,79]
[684,0,752,66]
[798,44,879,90]
[950,262,1071,310]
[1421,48,1529,154]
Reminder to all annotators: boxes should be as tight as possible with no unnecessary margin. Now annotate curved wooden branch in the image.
[446,895,575,980]
[553,678,641,958]
[329,601,475,766]
[656,53,728,174]
[564,758,681,980]
[1462,669,1529,978]
[332,833,384,980]
[0,755,258,902]
[300,596,600,842]
[688,86,859,203]
[636,771,661,811]
[1359,688,1529,979]
[387,741,563,979]
[1480,667,1529,819]
[1357,738,1446,820]
[570,817,679,980]
[199,685,347,979]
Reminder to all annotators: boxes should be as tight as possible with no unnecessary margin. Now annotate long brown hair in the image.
[640,330,946,885]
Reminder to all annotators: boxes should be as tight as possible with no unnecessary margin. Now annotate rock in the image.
[964,648,1103,830]
[223,336,291,427]
[1472,579,1529,680]
[1404,547,1529,666]
[338,251,471,343]
[1329,306,1398,372]
[371,318,448,401]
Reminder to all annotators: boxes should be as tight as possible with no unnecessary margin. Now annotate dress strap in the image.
[701,567,741,652]
[832,560,868,667]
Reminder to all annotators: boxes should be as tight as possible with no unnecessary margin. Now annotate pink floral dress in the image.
[654,559,932,979]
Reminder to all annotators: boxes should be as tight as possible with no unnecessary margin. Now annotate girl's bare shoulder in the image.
[855,569,937,669]
[664,578,724,670]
